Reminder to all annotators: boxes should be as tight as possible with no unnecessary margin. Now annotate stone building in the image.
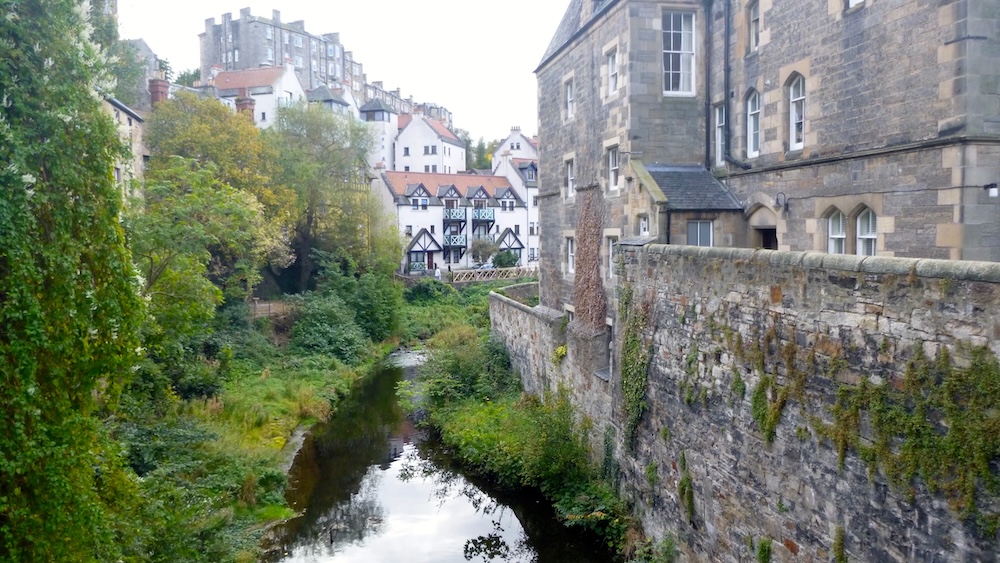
[717,0,1000,261]
[536,0,1000,323]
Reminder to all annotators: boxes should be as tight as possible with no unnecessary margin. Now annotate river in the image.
[263,353,614,563]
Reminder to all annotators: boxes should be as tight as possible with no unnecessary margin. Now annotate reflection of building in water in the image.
[381,417,418,469]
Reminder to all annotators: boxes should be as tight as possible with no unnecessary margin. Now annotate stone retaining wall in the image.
[491,246,1000,561]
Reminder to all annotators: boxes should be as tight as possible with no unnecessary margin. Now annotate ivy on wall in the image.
[619,284,652,449]
[572,189,607,330]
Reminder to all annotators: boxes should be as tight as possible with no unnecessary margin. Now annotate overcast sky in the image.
[117,0,569,142]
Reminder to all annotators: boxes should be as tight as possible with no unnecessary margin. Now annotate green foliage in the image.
[816,345,1000,531]
[317,258,403,342]
[552,345,568,367]
[175,68,200,87]
[731,369,746,401]
[404,278,458,304]
[645,462,659,489]
[629,535,679,563]
[756,537,773,563]
[470,238,500,264]
[492,250,519,268]
[677,451,695,523]
[0,2,147,558]
[833,525,847,563]
[290,293,369,365]
[619,285,652,448]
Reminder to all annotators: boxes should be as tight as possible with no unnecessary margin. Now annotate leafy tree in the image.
[471,238,499,264]
[456,128,474,170]
[127,157,266,354]
[0,1,144,558]
[266,102,379,292]
[474,138,488,170]
[290,293,369,364]
[176,68,200,87]
[492,250,519,268]
[145,91,294,269]
[157,58,174,82]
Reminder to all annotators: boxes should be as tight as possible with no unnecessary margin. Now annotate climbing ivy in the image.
[815,345,1000,534]
[677,451,695,523]
[619,284,651,448]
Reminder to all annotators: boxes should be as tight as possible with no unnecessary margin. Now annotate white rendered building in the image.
[210,64,305,128]
[394,114,466,175]
[492,126,538,166]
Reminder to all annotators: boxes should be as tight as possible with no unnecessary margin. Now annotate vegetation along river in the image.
[263,353,613,562]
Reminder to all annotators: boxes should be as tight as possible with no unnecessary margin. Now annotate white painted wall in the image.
[394,115,466,174]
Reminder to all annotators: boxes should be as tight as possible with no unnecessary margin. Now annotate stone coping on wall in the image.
[622,244,1000,283]
[489,284,563,320]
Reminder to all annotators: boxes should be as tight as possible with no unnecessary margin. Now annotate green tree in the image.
[175,68,200,87]
[0,1,144,558]
[266,102,378,292]
[127,157,266,353]
[471,238,499,264]
[145,91,294,270]
[492,250,519,268]
[474,138,488,170]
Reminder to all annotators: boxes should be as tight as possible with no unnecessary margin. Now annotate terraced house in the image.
[537,0,1000,317]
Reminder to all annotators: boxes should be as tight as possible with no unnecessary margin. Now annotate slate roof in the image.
[538,0,619,70]
[359,98,395,113]
[645,165,743,211]
[308,86,348,106]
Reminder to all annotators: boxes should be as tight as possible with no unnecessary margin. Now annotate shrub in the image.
[290,293,369,364]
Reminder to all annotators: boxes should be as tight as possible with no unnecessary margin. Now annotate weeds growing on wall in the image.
[619,284,652,449]
[814,345,1000,536]
[677,451,695,523]
[573,190,608,329]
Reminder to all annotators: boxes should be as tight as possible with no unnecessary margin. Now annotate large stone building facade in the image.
[536,0,1000,324]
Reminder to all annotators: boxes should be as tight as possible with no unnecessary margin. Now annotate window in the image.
[431,165,437,173]
[403,147,410,156]
[515,224,520,235]
[789,75,805,151]
[265,27,273,40]
[404,166,410,172]
[688,221,713,246]
[260,111,266,121]
[293,35,302,48]
[430,225,435,234]
[234,49,239,62]
[529,248,537,261]
[527,169,535,180]
[607,236,618,279]
[533,196,538,207]
[747,90,761,158]
[857,209,877,256]
[662,12,695,95]
[266,47,274,62]
[714,105,726,167]
[606,49,618,96]
[607,146,620,190]
[639,215,649,236]
[283,31,289,44]
[529,222,537,236]
[423,146,430,155]
[311,41,317,52]
[405,225,413,236]
[424,165,430,172]
[421,199,428,210]
[748,1,760,53]
[294,55,303,68]
[565,79,575,118]
[502,200,514,211]
[431,145,438,155]
[566,238,576,273]
[410,198,419,210]
[566,160,575,197]
[828,211,846,254]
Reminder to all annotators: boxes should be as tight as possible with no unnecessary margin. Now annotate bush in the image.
[290,293,369,364]
[492,250,519,268]
[404,278,457,304]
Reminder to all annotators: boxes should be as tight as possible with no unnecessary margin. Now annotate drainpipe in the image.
[704,0,714,170]
[724,0,752,171]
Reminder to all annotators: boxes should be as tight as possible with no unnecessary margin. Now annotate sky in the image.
[117,0,570,142]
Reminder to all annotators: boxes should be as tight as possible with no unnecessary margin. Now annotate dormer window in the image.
[527,169,535,180]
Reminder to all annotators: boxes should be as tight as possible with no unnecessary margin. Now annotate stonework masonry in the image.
[491,245,1000,561]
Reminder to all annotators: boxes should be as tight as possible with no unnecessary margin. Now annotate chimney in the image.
[235,93,256,121]
[149,77,169,105]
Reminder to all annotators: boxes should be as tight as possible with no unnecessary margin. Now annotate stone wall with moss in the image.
[616,244,1000,561]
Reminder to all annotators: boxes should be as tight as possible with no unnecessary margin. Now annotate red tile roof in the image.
[383,171,512,198]
[398,113,461,144]
[212,66,285,91]
[398,114,412,130]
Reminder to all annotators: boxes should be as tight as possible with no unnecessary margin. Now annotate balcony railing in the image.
[472,208,495,221]
[443,208,466,220]
[408,262,426,271]
[444,234,467,247]
[473,234,495,243]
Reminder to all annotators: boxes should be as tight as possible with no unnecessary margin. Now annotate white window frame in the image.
[639,215,650,237]
[714,105,726,167]
[293,35,303,48]
[688,220,714,247]
[566,160,575,198]
[265,27,273,40]
[607,236,618,279]
[828,211,846,254]
[266,47,274,62]
[565,79,575,118]
[567,237,576,273]
[662,11,696,96]
[607,146,620,191]
[606,49,618,97]
[747,90,761,158]
[857,209,877,256]
[789,75,806,151]
[748,1,760,53]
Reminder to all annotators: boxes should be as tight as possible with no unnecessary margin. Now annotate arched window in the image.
[828,210,846,254]
[788,74,805,151]
[746,90,761,158]
[857,208,877,256]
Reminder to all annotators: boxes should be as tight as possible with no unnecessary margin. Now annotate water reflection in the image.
[264,361,611,563]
